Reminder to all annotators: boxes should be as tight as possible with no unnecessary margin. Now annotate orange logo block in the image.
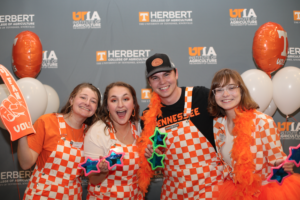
[189,47,204,56]
[294,11,300,20]
[141,89,152,99]
[229,9,244,18]
[96,51,107,61]
[73,12,88,21]
[139,12,149,22]
[277,122,292,131]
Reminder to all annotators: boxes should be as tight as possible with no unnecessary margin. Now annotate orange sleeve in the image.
[27,114,61,169]
[27,117,46,154]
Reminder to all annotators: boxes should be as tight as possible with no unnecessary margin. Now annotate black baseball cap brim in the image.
[147,66,174,78]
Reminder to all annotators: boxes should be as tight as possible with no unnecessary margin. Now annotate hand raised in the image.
[0,65,35,141]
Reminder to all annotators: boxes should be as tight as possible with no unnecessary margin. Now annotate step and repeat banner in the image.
[0,0,300,199]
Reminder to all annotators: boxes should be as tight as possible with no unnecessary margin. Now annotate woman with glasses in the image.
[207,68,300,200]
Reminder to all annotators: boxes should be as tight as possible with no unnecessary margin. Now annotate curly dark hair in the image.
[100,82,140,132]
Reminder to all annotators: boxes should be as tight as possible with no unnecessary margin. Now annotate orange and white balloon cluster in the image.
[0,30,60,130]
[242,22,300,117]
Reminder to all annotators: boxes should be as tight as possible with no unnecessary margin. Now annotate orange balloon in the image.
[12,31,43,78]
[252,22,288,77]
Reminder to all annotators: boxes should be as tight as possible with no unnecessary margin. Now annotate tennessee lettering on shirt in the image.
[157,107,200,128]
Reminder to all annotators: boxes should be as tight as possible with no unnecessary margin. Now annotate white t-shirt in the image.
[84,120,141,159]
[220,119,234,167]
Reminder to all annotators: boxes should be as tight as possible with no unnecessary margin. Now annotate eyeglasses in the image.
[212,84,239,96]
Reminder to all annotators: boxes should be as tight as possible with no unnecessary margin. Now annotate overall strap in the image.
[56,113,67,137]
[183,87,193,117]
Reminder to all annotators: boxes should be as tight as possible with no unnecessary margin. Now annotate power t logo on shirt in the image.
[157,107,200,128]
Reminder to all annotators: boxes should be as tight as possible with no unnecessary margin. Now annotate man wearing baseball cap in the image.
[137,53,224,200]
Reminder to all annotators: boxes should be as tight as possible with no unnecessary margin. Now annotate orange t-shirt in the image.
[27,113,84,170]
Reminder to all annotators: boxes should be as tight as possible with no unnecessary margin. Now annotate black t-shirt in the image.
[141,86,216,151]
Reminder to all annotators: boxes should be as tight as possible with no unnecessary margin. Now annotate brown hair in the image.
[100,82,140,131]
[61,83,101,130]
[207,68,259,117]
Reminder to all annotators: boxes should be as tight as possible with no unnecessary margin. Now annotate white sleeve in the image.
[83,120,113,159]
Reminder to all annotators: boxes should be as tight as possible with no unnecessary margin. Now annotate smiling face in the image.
[148,69,181,105]
[70,87,98,119]
[214,78,241,113]
[107,86,135,128]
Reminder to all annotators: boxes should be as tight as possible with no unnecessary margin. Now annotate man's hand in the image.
[145,144,162,158]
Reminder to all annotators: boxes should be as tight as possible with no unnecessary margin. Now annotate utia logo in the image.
[73,11,101,29]
[139,11,193,26]
[42,51,58,68]
[278,122,300,140]
[96,49,151,65]
[189,47,217,65]
[229,9,257,26]
[0,14,35,29]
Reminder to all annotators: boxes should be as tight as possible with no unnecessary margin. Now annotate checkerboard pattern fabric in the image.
[213,110,287,185]
[24,114,85,200]
[86,122,143,200]
[159,87,223,200]
[183,87,193,117]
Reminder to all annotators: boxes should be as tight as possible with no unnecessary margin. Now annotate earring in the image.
[132,109,135,117]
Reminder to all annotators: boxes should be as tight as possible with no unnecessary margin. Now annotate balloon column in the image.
[16,78,48,123]
[12,30,43,78]
[272,66,300,116]
[253,22,288,77]
[241,69,273,112]
[43,85,60,114]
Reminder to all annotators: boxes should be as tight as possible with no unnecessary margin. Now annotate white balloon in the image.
[44,85,60,114]
[263,99,277,116]
[17,78,48,123]
[272,66,300,115]
[241,69,273,112]
[0,84,10,130]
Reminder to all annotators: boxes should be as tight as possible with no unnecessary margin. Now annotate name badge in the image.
[219,133,226,142]
[165,123,179,130]
[71,141,83,149]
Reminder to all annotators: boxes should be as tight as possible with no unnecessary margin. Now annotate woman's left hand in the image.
[98,156,109,173]
[276,159,294,173]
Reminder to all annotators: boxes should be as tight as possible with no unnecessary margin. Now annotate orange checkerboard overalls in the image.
[213,110,286,184]
[86,122,143,200]
[159,87,223,200]
[24,114,85,200]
